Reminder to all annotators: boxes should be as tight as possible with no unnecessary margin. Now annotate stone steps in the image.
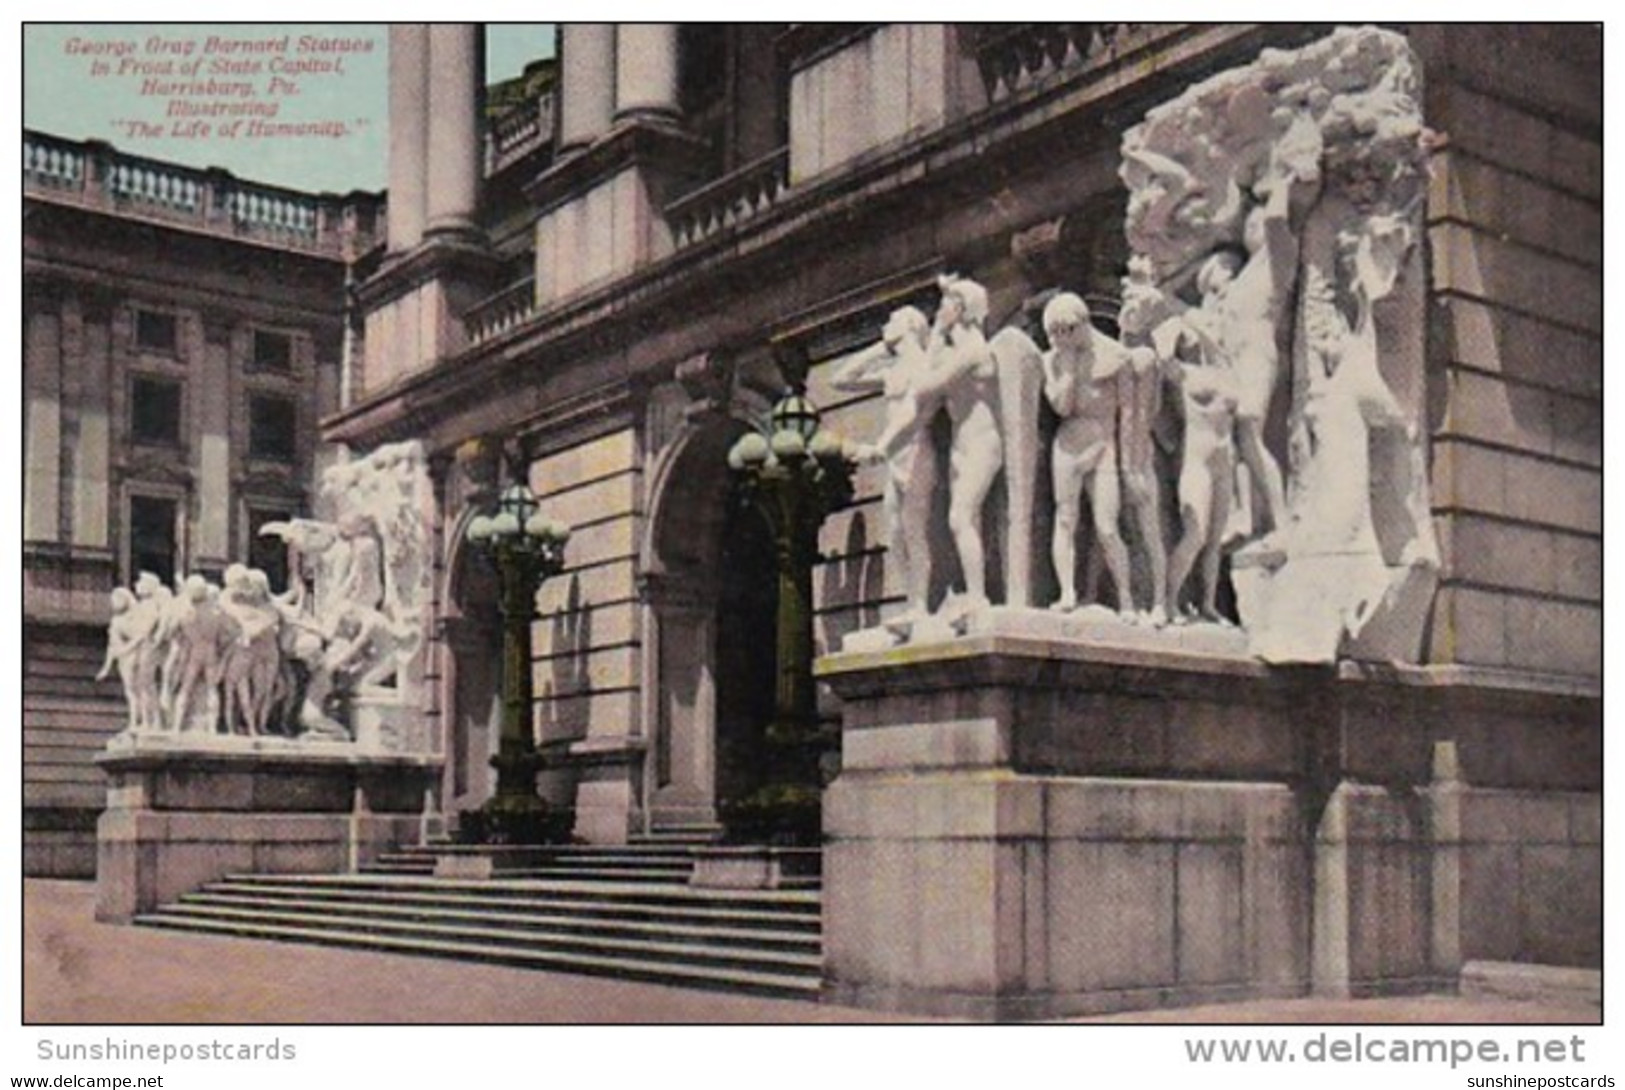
[363,845,702,882]
[134,868,823,999]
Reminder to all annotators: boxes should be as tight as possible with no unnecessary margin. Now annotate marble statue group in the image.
[98,441,432,743]
[841,26,1440,664]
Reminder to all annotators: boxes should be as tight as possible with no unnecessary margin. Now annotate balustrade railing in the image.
[23,133,85,190]
[666,147,791,250]
[966,23,1145,103]
[486,91,556,175]
[465,276,537,346]
[23,129,379,257]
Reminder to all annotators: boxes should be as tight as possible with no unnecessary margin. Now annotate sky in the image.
[23,24,555,194]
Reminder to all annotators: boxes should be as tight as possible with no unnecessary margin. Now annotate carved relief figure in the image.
[97,588,156,733]
[831,305,939,624]
[1156,315,1242,622]
[218,565,282,736]
[129,572,174,732]
[1119,25,1438,663]
[160,575,231,733]
[1039,293,1137,617]
[921,275,1002,611]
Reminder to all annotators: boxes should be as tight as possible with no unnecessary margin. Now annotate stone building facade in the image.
[21,131,381,875]
[318,24,1599,1014]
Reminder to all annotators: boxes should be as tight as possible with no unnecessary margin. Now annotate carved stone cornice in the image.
[523,119,710,218]
[352,232,505,312]
[775,24,882,73]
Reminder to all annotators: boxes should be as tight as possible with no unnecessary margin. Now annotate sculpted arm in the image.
[829,341,892,395]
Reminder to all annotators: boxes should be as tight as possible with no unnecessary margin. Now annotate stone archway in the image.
[639,417,778,832]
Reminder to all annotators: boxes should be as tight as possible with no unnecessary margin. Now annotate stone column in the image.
[614,25,681,125]
[387,25,430,252]
[557,24,616,154]
[425,24,481,238]
[24,289,62,543]
[70,295,113,549]
[194,315,232,568]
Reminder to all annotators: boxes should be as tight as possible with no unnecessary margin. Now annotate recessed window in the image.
[248,395,297,462]
[135,309,178,354]
[247,506,293,593]
[130,377,183,445]
[128,495,178,583]
[253,330,293,372]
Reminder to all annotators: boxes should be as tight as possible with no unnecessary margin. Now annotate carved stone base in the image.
[817,637,1599,1019]
[842,603,1248,658]
[95,739,438,922]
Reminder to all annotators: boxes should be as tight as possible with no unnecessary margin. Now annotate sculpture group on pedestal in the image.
[844,26,1439,665]
[99,441,434,744]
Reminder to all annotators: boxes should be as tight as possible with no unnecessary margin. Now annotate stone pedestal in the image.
[95,736,438,922]
[817,619,1600,1019]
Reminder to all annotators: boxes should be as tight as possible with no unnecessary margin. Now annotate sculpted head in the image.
[110,587,135,614]
[134,571,163,599]
[1042,292,1093,352]
[883,306,930,353]
[1197,250,1243,300]
[183,574,211,603]
[937,275,989,330]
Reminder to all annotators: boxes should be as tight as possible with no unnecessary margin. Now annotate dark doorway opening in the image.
[711,494,778,814]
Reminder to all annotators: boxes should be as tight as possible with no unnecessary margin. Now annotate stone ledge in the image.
[1459,961,1601,1006]
[1336,661,1601,698]
[823,978,1308,1022]
[95,734,442,772]
[821,607,1263,692]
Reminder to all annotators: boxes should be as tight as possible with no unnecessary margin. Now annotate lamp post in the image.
[463,482,572,844]
[724,386,857,843]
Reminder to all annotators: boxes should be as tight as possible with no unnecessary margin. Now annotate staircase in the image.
[133,833,822,999]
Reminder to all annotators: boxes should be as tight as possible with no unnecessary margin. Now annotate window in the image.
[135,309,178,354]
[246,506,293,593]
[253,330,293,372]
[248,395,297,462]
[130,377,183,445]
[128,496,178,582]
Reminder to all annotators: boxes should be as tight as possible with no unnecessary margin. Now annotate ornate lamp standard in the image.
[462,482,572,844]
[724,383,857,843]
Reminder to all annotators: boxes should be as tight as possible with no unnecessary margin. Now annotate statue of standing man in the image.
[831,305,938,627]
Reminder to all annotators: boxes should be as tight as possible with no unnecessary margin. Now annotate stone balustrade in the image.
[485,89,557,175]
[666,146,790,250]
[23,129,381,258]
[965,23,1147,103]
[465,275,538,345]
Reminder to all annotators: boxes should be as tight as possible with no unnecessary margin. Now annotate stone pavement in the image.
[23,881,1600,1025]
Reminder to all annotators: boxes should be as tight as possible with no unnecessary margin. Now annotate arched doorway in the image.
[641,418,778,832]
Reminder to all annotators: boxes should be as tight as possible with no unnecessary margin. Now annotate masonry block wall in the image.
[1417,26,1601,680]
